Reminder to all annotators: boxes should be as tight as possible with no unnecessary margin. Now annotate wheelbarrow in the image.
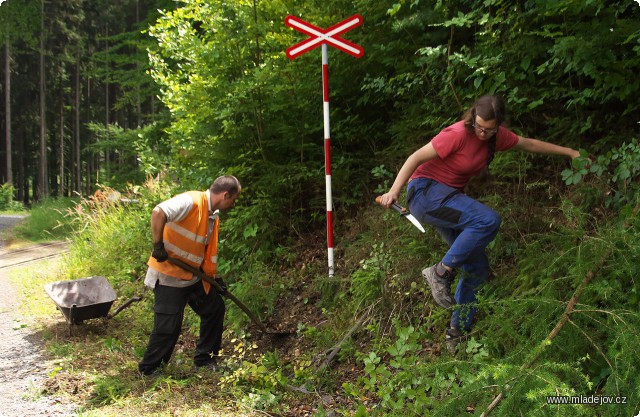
[44,276,142,325]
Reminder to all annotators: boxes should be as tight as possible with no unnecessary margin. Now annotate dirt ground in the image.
[0,215,78,417]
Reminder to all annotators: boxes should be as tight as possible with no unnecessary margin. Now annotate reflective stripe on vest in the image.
[166,221,209,245]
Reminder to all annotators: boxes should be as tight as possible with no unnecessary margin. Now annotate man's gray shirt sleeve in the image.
[156,193,194,223]
[145,192,200,289]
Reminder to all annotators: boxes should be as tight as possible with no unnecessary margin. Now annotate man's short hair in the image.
[210,175,241,195]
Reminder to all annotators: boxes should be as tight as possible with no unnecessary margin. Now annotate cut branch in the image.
[481,255,609,417]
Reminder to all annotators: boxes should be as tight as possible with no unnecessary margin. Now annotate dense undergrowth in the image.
[9,144,637,417]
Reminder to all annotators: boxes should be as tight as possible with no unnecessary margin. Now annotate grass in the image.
[0,207,27,215]
[4,178,640,416]
[6,257,66,321]
[12,198,79,242]
[1,198,79,251]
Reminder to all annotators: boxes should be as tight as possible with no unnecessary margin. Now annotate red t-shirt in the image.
[410,120,520,189]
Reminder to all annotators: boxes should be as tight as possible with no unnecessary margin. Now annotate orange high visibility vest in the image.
[147,191,220,293]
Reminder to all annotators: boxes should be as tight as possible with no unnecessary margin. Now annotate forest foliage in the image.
[142,0,640,270]
[2,0,640,416]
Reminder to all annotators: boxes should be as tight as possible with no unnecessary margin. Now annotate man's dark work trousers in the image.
[138,281,225,375]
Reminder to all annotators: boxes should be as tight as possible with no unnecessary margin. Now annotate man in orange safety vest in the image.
[138,175,241,376]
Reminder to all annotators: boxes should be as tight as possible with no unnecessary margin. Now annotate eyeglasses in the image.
[472,121,498,135]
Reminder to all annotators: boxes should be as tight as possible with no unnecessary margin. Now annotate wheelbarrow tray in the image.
[45,276,117,325]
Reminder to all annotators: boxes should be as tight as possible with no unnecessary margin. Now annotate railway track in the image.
[0,241,69,269]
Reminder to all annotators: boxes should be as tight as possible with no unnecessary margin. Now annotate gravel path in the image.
[0,215,78,417]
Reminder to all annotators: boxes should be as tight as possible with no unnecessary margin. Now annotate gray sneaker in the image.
[445,327,469,353]
[422,264,456,310]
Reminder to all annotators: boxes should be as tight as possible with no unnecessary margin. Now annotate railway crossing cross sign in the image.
[285,14,364,277]
[285,15,364,59]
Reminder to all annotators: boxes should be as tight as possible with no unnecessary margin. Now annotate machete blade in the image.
[375,197,426,233]
[403,212,426,233]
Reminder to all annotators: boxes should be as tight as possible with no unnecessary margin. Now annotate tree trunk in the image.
[4,42,12,185]
[16,125,24,203]
[104,21,110,182]
[59,100,65,197]
[135,0,142,128]
[74,47,81,193]
[85,76,91,195]
[38,0,48,201]
[86,155,91,195]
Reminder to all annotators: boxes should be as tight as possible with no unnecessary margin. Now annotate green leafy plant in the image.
[562,150,592,185]
[562,139,640,207]
[465,337,489,361]
[219,350,287,412]
[350,243,391,307]
[103,336,123,353]
[371,165,394,195]
[355,322,455,415]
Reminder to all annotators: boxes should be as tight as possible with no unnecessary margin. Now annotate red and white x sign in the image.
[285,14,364,59]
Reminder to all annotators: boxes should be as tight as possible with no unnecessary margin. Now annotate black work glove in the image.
[152,241,168,262]
[213,276,228,295]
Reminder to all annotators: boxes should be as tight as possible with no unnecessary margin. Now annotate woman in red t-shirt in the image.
[378,95,580,352]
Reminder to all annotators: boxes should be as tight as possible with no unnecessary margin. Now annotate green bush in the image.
[63,181,175,283]
[0,183,12,210]
[563,139,640,208]
[0,183,23,212]
[350,243,390,307]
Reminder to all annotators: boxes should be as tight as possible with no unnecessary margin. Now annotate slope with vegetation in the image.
[2,0,640,416]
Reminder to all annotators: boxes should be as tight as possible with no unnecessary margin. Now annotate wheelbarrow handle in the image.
[108,296,143,319]
[166,257,291,336]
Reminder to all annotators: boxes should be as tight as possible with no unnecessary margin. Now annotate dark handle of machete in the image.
[166,257,270,333]
[375,196,407,214]
[166,257,226,293]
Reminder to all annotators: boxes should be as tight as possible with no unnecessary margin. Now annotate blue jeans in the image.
[407,178,501,331]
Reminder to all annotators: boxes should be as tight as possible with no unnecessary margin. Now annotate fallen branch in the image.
[481,256,608,417]
[315,309,371,372]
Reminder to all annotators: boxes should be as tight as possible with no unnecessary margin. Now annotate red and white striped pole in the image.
[322,44,334,277]
[285,14,363,277]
